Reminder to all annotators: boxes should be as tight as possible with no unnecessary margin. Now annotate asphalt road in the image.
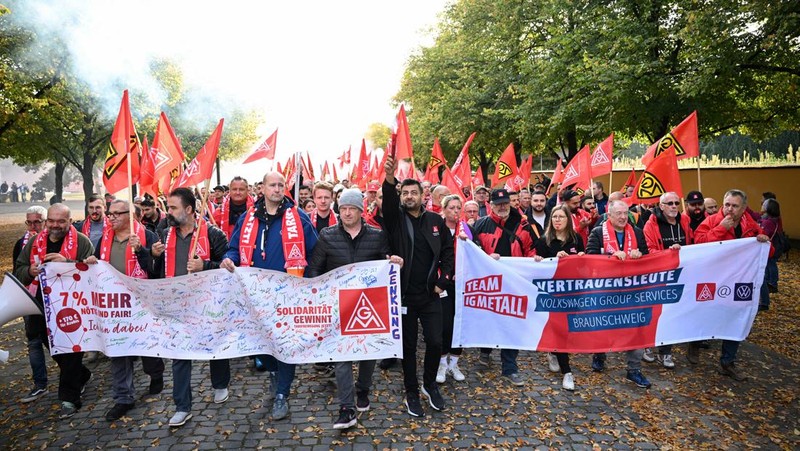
[0,199,87,224]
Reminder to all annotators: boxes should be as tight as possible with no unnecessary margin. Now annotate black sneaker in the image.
[105,403,135,421]
[332,407,357,430]
[149,377,164,395]
[59,401,78,419]
[356,391,370,412]
[20,386,48,403]
[420,384,445,411]
[80,372,93,394]
[404,392,425,417]
[379,358,398,370]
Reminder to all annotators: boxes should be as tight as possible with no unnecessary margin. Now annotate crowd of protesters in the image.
[10,157,781,431]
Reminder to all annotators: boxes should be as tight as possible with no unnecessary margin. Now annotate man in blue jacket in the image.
[221,171,318,420]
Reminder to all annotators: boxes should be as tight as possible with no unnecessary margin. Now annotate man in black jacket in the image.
[382,156,455,418]
[307,188,402,430]
[151,188,230,428]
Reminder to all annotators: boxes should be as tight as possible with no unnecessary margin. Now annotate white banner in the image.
[39,260,402,363]
[454,238,769,353]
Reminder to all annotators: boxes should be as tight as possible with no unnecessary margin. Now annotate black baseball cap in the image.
[491,189,511,204]
[685,191,704,204]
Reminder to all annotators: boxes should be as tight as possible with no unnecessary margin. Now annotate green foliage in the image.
[365,122,391,150]
[397,0,800,170]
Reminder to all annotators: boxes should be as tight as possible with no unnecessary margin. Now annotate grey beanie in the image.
[338,188,364,211]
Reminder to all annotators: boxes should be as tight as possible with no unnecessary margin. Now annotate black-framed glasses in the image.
[107,211,129,218]
[25,220,43,225]
[661,201,680,206]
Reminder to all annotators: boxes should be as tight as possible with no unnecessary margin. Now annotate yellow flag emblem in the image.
[637,172,666,199]
[654,133,686,158]
[497,162,512,179]
[429,156,442,167]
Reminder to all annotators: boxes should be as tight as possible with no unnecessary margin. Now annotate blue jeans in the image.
[172,359,230,411]
[765,257,778,289]
[257,355,295,397]
[721,340,740,365]
[24,316,47,388]
[481,348,520,376]
[760,276,770,308]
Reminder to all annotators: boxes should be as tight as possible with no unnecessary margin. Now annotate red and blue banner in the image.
[454,238,769,353]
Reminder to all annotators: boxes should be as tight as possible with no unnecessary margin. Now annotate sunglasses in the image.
[25,220,43,225]
[661,201,680,206]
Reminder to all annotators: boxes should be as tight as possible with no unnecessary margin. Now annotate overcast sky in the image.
[21,0,450,183]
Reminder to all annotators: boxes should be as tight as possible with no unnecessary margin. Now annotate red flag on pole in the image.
[103,90,140,194]
[515,155,532,191]
[305,151,315,180]
[173,119,224,189]
[441,167,466,203]
[629,147,682,204]
[451,132,475,195]
[394,104,413,161]
[546,158,564,193]
[491,143,518,188]
[424,138,447,184]
[472,166,486,188]
[152,112,185,196]
[321,161,331,181]
[620,169,637,193]
[561,145,592,194]
[351,139,370,188]
[138,136,158,199]
[243,128,278,164]
[591,133,614,177]
[641,111,699,165]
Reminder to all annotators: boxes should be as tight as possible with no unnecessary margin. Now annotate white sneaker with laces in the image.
[661,354,675,369]
[562,372,575,391]
[213,388,229,404]
[436,363,447,383]
[642,348,656,362]
[547,353,560,373]
[449,363,466,381]
[168,411,192,427]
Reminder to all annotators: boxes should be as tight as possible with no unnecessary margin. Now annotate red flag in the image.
[276,161,283,175]
[243,128,278,164]
[350,139,370,188]
[472,166,486,188]
[451,132,475,195]
[515,155,532,191]
[441,167,466,203]
[591,133,614,177]
[620,168,637,193]
[367,154,380,182]
[491,143,518,188]
[103,90,140,194]
[561,145,592,194]
[173,119,223,188]
[424,138,447,184]
[630,147,682,204]
[332,164,338,182]
[152,112,185,196]
[321,161,331,181]
[138,136,158,199]
[305,151,315,180]
[337,146,351,167]
[641,111,699,165]
[283,154,297,189]
[547,159,563,193]
[394,104,413,161]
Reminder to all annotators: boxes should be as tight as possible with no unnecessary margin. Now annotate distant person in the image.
[592,181,608,215]
[704,197,718,215]
[20,183,29,202]
[0,180,8,193]
[11,182,19,202]
[684,191,706,231]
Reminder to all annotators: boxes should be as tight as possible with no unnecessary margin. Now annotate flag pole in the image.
[608,170,614,196]
[189,178,213,259]
[695,157,702,192]
[126,151,135,232]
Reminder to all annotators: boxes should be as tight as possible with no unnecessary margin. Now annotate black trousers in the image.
[402,297,443,393]
[440,291,462,356]
[52,353,91,408]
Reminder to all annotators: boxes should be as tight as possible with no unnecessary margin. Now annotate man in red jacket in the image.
[694,189,771,381]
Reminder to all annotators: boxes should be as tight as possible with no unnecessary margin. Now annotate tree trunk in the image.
[54,161,64,203]
[565,127,578,160]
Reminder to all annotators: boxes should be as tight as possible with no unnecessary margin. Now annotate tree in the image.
[365,122,391,150]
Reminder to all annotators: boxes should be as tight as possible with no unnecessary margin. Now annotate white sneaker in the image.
[547,353,560,373]
[449,363,466,381]
[660,354,675,369]
[213,388,229,404]
[642,348,656,363]
[436,363,447,383]
[562,372,575,391]
[168,411,192,427]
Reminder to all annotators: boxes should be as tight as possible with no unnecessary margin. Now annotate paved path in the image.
[0,317,798,450]
[0,200,86,225]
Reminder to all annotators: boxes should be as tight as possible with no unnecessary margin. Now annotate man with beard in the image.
[641,191,694,369]
[83,200,164,422]
[13,206,48,403]
[382,156,454,417]
[76,194,109,249]
[307,188,402,430]
[140,197,167,234]
[213,177,254,240]
[684,191,706,231]
[298,184,312,204]
[704,197,719,215]
[529,192,549,231]
[15,204,94,418]
[150,188,230,427]
[221,171,317,421]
